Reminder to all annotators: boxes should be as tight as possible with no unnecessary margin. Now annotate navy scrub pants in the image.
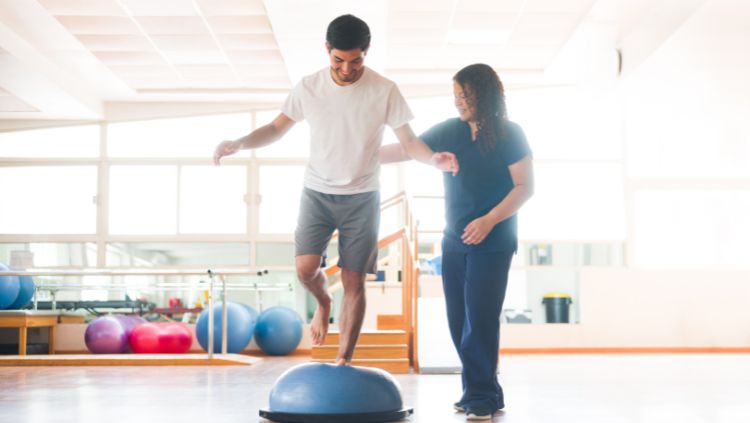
[442,248,514,412]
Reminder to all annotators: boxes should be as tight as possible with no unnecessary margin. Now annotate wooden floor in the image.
[1,354,749,422]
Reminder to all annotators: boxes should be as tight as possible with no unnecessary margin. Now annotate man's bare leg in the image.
[296,255,332,346]
[335,268,367,365]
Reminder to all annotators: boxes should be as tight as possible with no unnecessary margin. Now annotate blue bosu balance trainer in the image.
[259,362,413,422]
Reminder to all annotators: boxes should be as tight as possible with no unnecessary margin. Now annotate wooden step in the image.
[323,330,406,346]
[311,344,408,360]
[377,314,405,330]
[311,358,410,374]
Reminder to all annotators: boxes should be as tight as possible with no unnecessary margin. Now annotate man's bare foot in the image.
[335,357,350,366]
[310,300,331,345]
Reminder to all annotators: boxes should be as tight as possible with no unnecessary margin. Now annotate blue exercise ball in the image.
[260,363,412,422]
[195,302,253,353]
[254,306,303,356]
[8,276,35,309]
[0,263,20,310]
[238,303,259,339]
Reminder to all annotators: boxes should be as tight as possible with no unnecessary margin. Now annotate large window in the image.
[0,166,97,234]
[179,165,247,234]
[258,165,305,234]
[0,125,99,157]
[253,111,310,158]
[109,165,178,234]
[108,113,251,158]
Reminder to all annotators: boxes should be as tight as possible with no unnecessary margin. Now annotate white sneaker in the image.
[466,408,493,420]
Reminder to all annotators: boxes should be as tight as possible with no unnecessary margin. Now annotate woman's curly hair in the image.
[453,63,508,153]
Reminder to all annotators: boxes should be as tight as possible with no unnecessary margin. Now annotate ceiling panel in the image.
[135,16,209,34]
[195,0,267,16]
[118,0,198,17]
[37,0,126,16]
[55,16,140,34]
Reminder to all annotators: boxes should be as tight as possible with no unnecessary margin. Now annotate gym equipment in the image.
[113,314,146,352]
[7,275,34,309]
[254,306,303,356]
[0,263,20,309]
[129,322,162,353]
[85,315,129,354]
[159,323,193,353]
[195,302,253,353]
[129,322,193,354]
[259,362,413,423]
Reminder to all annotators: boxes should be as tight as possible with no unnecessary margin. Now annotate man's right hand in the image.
[213,140,241,165]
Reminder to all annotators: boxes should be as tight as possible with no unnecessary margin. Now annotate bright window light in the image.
[109,166,177,234]
[520,163,626,241]
[258,165,305,234]
[108,113,251,158]
[0,166,97,234]
[180,165,246,233]
[508,87,623,161]
[0,125,99,157]
[254,110,310,158]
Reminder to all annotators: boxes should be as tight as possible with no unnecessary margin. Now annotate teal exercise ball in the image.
[0,263,20,309]
[8,275,35,309]
[195,302,253,353]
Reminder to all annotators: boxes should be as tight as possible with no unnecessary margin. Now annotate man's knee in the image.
[296,255,322,283]
[341,269,366,295]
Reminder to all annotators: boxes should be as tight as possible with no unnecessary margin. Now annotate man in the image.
[214,14,457,365]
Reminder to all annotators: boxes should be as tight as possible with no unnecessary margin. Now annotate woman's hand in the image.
[461,215,495,245]
[430,152,459,176]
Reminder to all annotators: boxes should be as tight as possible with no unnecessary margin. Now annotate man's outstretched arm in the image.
[214,113,296,165]
[390,124,459,175]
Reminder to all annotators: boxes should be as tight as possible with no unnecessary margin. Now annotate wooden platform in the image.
[312,329,411,373]
[0,353,260,366]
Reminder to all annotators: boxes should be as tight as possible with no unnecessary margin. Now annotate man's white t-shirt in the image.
[281,67,413,194]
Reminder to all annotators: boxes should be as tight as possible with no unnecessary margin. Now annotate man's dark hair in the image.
[326,14,371,51]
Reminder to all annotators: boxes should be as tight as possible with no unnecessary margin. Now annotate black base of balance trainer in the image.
[259,408,413,423]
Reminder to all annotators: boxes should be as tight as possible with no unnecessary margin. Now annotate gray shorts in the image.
[295,188,380,274]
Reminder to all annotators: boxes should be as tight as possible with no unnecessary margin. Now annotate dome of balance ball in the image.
[259,362,413,423]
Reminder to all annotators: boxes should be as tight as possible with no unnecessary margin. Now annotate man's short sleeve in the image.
[281,82,305,122]
[385,84,414,129]
[502,122,532,165]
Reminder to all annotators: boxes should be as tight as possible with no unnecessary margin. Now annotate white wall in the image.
[502,269,750,348]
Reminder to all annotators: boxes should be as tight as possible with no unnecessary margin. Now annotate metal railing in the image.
[0,268,272,360]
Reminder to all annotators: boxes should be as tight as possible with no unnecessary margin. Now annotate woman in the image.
[380,63,534,420]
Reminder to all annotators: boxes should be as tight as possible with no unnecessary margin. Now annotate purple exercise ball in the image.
[113,315,147,352]
[85,316,128,354]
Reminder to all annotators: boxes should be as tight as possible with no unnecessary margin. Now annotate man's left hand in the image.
[430,152,459,176]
